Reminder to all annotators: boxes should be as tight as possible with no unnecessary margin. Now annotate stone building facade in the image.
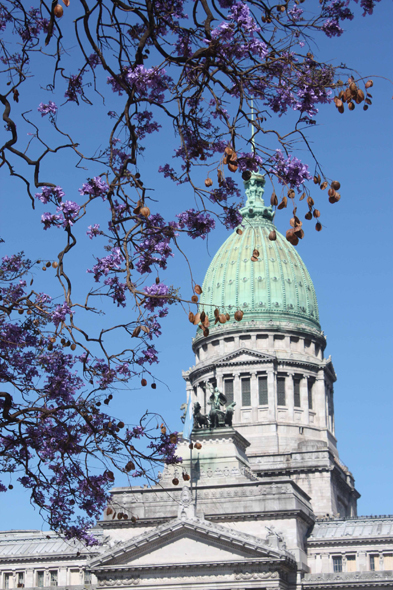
[1,174,392,589]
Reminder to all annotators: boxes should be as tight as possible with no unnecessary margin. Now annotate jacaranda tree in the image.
[0,0,381,542]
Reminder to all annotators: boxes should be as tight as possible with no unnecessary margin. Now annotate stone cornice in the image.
[306,536,393,548]
[302,571,393,588]
[0,553,92,565]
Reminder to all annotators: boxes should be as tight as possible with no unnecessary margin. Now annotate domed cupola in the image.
[198,173,320,333]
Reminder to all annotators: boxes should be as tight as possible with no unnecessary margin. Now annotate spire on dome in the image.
[240,173,275,223]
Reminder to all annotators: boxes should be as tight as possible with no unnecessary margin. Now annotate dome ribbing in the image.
[199,174,320,331]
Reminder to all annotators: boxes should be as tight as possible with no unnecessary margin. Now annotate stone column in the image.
[300,376,309,424]
[315,369,327,428]
[268,367,276,422]
[251,370,258,422]
[287,372,295,421]
[216,371,224,395]
[267,332,274,352]
[233,372,241,423]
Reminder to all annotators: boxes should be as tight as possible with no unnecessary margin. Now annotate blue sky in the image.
[0,2,392,530]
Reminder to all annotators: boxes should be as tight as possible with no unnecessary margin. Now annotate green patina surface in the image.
[199,174,320,330]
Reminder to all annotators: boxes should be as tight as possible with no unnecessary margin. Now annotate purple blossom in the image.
[354,0,381,15]
[41,212,61,230]
[288,4,304,21]
[37,101,58,117]
[87,224,102,239]
[176,209,215,239]
[52,302,74,327]
[136,345,159,366]
[88,247,124,282]
[222,206,243,229]
[79,177,109,199]
[103,276,127,307]
[134,111,161,140]
[65,74,84,103]
[35,186,64,205]
[143,283,170,311]
[57,201,81,228]
[107,66,172,104]
[271,150,312,188]
[237,152,263,173]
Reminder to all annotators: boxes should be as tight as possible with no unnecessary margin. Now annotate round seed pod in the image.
[214,308,220,318]
[182,473,190,481]
[331,181,341,190]
[200,311,206,323]
[194,285,203,295]
[228,162,238,173]
[141,378,147,387]
[320,181,328,190]
[225,313,230,321]
[251,256,258,262]
[234,310,244,321]
[242,170,252,181]
[225,146,234,156]
[253,249,260,257]
[307,196,314,207]
[218,313,227,324]
[357,89,365,102]
[42,266,47,271]
[52,261,58,268]
[269,230,277,241]
[236,228,243,235]
[315,222,322,232]
[140,206,150,218]
[191,295,198,303]
[131,516,137,523]
[106,507,113,516]
[348,101,355,111]
[151,383,157,389]
[188,312,195,324]
[305,211,312,221]
[189,443,194,449]
[54,4,63,17]
[328,188,336,198]
[193,312,200,325]
[125,461,135,472]
[338,105,344,114]
[365,80,373,89]
[47,343,54,351]
[363,105,369,111]
[70,343,76,351]
[132,326,141,338]
[195,442,202,450]
[203,328,209,337]
[172,478,179,486]
[46,261,51,268]
[295,228,305,240]
[204,178,213,187]
[313,209,321,218]
[270,192,278,207]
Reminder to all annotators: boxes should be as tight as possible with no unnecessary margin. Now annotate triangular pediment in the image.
[90,517,290,570]
[217,347,276,366]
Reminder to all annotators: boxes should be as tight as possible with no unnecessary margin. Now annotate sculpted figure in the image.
[224,401,236,426]
[207,385,227,428]
[193,401,209,429]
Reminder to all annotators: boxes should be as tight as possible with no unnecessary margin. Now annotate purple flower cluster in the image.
[237,152,263,173]
[107,66,172,104]
[134,111,161,140]
[79,177,109,199]
[135,214,177,274]
[176,209,215,239]
[136,345,159,366]
[37,101,58,117]
[88,247,124,282]
[65,74,84,103]
[87,224,103,239]
[52,302,74,327]
[143,283,170,311]
[18,8,48,42]
[35,186,64,205]
[271,150,312,188]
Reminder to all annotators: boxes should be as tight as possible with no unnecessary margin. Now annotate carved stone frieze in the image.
[98,576,140,586]
[234,570,279,580]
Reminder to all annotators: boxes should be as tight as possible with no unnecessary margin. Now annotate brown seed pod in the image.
[200,311,206,323]
[305,211,312,221]
[106,470,115,482]
[54,4,63,17]
[270,192,278,207]
[193,312,201,325]
[253,249,260,257]
[348,101,355,111]
[365,80,373,89]
[52,261,58,268]
[70,343,76,351]
[125,461,135,472]
[203,328,209,337]
[328,188,336,198]
[218,313,227,324]
[315,222,322,232]
[363,105,369,111]
[365,98,372,105]
[195,442,202,450]
[194,284,202,295]
[242,170,252,181]
[161,423,166,434]
[357,89,365,102]
[350,82,357,93]
[286,231,299,246]
[299,192,306,201]
[268,230,277,241]
[331,180,341,190]
[140,206,150,218]
[306,196,314,207]
[46,261,51,268]
[141,325,150,334]
[189,443,194,449]
[277,196,288,210]
[236,228,243,235]
[182,473,190,481]
[204,178,213,187]
[251,256,258,262]
[234,310,244,321]
[287,189,295,199]
[141,378,147,387]
[191,295,198,303]
[329,193,341,204]
[132,326,141,338]
[188,311,195,324]
[225,313,230,321]
[295,228,304,240]
[62,0,70,6]
[334,97,343,108]
[313,209,321,218]
[313,175,319,185]
[169,433,177,444]
[47,343,54,351]
[224,146,234,156]
[172,478,179,486]
[320,181,328,190]
[338,105,344,114]
[151,383,157,389]
[228,162,238,173]
[130,516,137,523]
[106,507,113,516]
[214,308,220,318]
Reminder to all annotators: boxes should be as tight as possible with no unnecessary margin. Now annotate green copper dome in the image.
[199,174,320,330]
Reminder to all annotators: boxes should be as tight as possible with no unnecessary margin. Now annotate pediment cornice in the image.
[90,516,294,570]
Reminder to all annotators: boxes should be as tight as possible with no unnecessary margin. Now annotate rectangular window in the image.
[37,572,44,588]
[4,574,11,590]
[384,554,393,570]
[333,556,342,573]
[17,573,24,588]
[346,555,356,572]
[224,379,234,405]
[241,377,251,407]
[258,376,268,405]
[84,572,92,585]
[294,377,301,407]
[50,572,57,587]
[308,379,314,410]
[370,555,380,571]
[277,377,286,406]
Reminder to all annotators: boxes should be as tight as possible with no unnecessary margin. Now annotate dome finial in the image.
[240,173,275,223]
